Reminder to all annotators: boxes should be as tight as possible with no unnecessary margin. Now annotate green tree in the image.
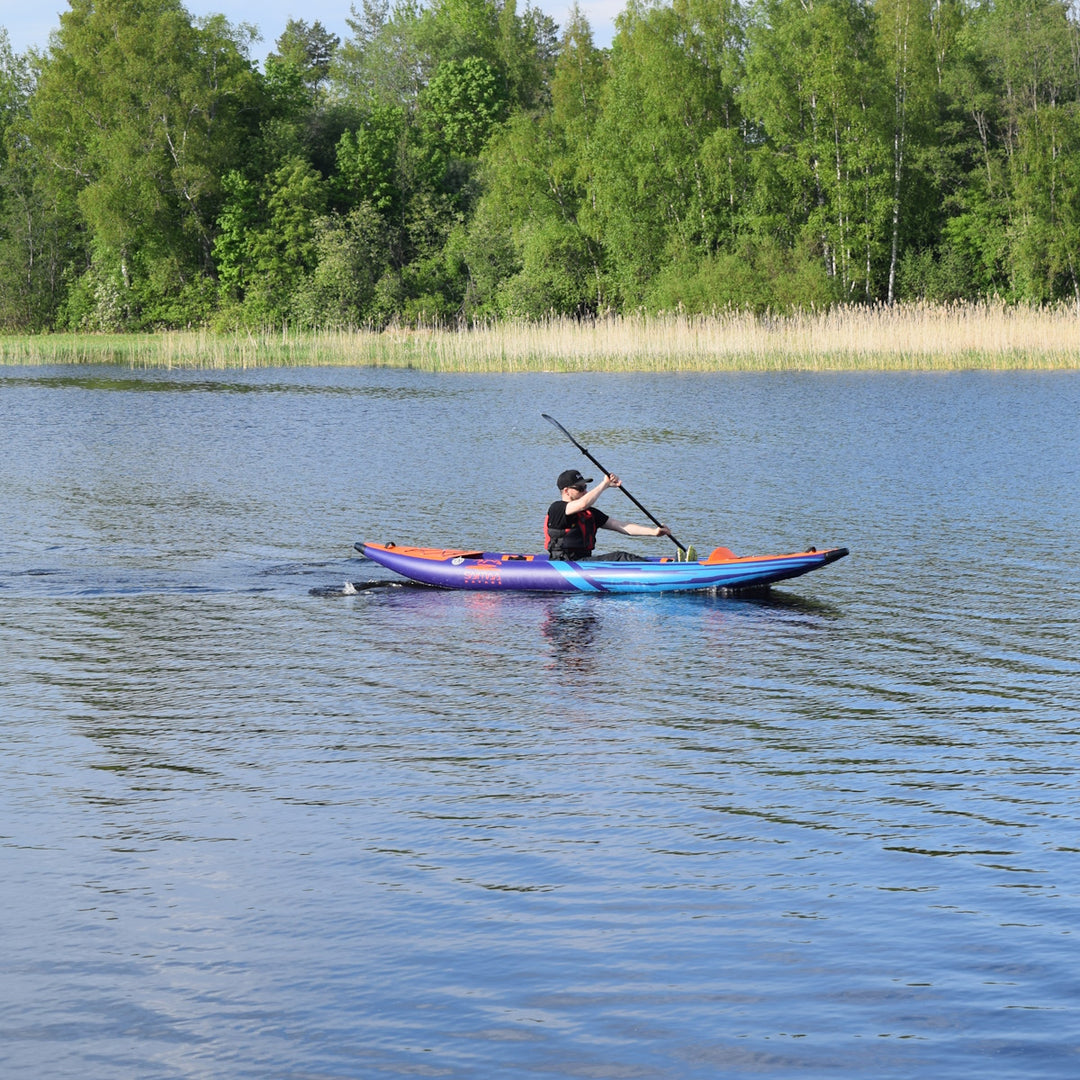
[327,0,561,324]
[416,0,500,64]
[267,18,341,92]
[331,0,427,110]
[744,0,891,301]
[212,169,261,303]
[257,57,319,168]
[550,3,607,134]
[334,104,406,216]
[914,2,1011,299]
[935,0,1080,303]
[418,56,507,159]
[873,0,937,302]
[264,19,355,178]
[0,31,47,328]
[1011,98,1080,305]
[214,156,326,324]
[464,112,600,317]
[0,30,29,151]
[590,0,746,306]
[496,0,559,112]
[296,203,394,326]
[458,8,609,318]
[987,0,1080,302]
[25,0,260,326]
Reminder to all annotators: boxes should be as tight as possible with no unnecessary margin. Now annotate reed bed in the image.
[2,302,1079,371]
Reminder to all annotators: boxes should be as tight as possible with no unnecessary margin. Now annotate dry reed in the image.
[2,301,1079,371]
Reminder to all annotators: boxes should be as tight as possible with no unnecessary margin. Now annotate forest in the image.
[2,0,1080,332]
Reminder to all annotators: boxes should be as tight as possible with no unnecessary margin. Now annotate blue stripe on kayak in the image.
[554,562,605,593]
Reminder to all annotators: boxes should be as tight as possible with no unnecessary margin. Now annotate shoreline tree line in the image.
[2,0,1080,332]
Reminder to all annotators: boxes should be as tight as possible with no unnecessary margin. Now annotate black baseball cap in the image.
[557,469,592,490]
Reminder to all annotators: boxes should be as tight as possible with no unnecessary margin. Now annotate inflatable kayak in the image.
[355,542,848,594]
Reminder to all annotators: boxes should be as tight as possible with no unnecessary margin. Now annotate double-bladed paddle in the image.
[542,413,687,554]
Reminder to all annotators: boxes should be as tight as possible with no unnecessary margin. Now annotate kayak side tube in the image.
[355,542,849,594]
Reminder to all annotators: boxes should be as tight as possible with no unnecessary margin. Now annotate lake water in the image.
[2,365,1079,1079]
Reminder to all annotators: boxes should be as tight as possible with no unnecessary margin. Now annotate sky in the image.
[2,0,619,61]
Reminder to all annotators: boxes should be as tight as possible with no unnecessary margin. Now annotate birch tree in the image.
[591,0,746,305]
[26,0,259,325]
[744,0,891,299]
[873,0,936,302]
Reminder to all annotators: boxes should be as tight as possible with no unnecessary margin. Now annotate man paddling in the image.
[545,469,673,561]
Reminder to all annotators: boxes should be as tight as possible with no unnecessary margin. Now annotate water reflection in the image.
[539,595,603,674]
[0,368,466,399]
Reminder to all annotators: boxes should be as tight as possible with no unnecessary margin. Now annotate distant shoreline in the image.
[3,305,1079,372]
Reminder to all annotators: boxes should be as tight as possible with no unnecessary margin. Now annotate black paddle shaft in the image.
[542,414,687,553]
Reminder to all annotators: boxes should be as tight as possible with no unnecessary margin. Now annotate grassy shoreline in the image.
[3,303,1080,371]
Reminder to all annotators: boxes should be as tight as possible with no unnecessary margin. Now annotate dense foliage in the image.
[3,0,1080,330]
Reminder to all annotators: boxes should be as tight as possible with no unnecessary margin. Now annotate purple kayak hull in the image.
[356,542,848,594]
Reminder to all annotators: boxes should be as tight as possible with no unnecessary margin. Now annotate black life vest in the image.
[545,507,599,557]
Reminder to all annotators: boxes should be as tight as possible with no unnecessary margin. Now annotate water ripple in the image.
[2,367,1079,1079]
